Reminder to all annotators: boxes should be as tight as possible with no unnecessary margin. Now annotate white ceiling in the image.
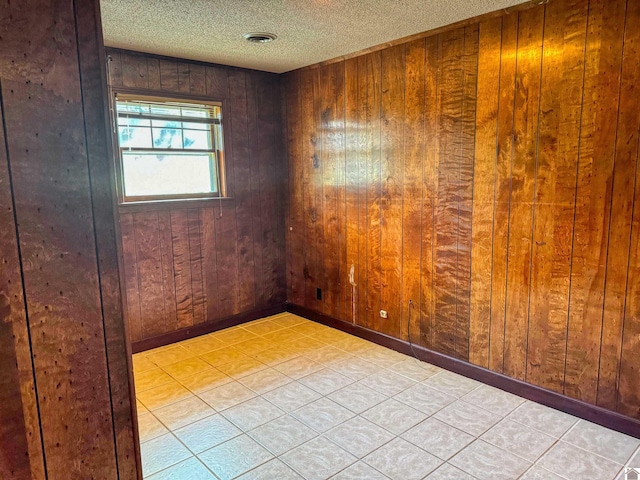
[100,0,529,74]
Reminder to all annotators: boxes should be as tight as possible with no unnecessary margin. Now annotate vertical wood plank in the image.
[171,210,194,328]
[365,52,382,330]
[490,13,518,373]
[201,207,219,322]
[433,28,464,356]
[502,7,543,380]
[456,24,479,361]
[420,37,439,348]
[469,18,501,368]
[159,59,179,92]
[187,209,206,324]
[134,212,166,338]
[120,213,142,341]
[206,66,230,99]
[402,39,425,344]
[189,64,207,96]
[380,44,406,338]
[356,55,369,327]
[177,62,190,94]
[158,211,178,332]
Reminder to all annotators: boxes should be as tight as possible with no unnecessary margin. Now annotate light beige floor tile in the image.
[239,367,292,394]
[330,357,381,380]
[217,356,269,379]
[152,396,216,430]
[146,345,194,367]
[519,465,566,480]
[304,346,353,366]
[146,457,216,480]
[178,368,233,394]
[356,347,406,368]
[262,381,322,412]
[460,384,524,416]
[363,437,442,480]
[325,416,394,458]
[234,337,275,356]
[199,346,247,367]
[213,327,260,345]
[271,315,308,329]
[386,358,442,382]
[174,414,241,453]
[423,371,481,398]
[236,458,303,480]
[292,397,355,433]
[293,322,333,336]
[199,434,273,480]
[562,419,640,464]
[506,401,578,438]
[262,328,306,345]
[242,319,285,336]
[162,357,213,380]
[251,346,299,366]
[137,380,193,410]
[135,367,175,393]
[330,461,390,480]
[281,436,357,480]
[138,412,169,443]
[140,433,191,477]
[424,463,476,480]
[298,368,354,395]
[434,400,501,437]
[221,396,285,431]
[133,355,159,374]
[358,370,416,397]
[394,382,456,415]
[328,383,388,414]
[402,418,474,461]
[450,440,531,480]
[248,414,317,456]
[198,381,257,411]
[480,418,556,462]
[274,356,324,379]
[182,336,225,356]
[538,441,622,480]
[361,398,427,435]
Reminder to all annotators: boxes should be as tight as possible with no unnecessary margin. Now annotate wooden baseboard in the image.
[287,303,640,439]
[131,304,287,353]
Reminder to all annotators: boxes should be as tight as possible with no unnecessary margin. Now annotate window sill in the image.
[117,196,234,213]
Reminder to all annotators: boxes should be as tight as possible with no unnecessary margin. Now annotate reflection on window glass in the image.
[122,151,217,197]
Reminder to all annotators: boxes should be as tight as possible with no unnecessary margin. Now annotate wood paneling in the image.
[0,0,138,478]
[283,0,640,419]
[109,50,286,343]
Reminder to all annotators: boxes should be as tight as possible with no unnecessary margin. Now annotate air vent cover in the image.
[243,32,277,43]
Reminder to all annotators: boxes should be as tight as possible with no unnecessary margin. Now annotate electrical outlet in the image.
[379,310,388,318]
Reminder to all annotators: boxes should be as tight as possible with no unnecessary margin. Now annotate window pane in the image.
[122,151,216,197]
[183,129,211,149]
[118,126,152,148]
[152,127,183,148]
[151,119,182,128]
[117,117,150,127]
[182,121,210,130]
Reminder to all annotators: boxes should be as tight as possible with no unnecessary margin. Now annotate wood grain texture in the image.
[1,0,138,477]
[110,49,286,343]
[282,0,640,420]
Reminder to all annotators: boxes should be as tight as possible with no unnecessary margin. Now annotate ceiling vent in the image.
[243,32,277,43]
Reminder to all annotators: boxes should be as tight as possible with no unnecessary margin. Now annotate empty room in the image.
[2,0,640,479]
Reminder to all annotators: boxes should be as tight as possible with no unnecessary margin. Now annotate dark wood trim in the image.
[118,196,235,214]
[132,304,286,353]
[287,303,640,439]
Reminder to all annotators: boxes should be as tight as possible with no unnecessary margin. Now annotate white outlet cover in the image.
[380,310,388,318]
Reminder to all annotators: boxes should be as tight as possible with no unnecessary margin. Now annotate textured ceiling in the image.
[100,0,529,74]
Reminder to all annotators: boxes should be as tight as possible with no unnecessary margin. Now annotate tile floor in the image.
[133,313,640,480]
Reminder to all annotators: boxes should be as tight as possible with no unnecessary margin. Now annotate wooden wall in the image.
[282,0,640,419]
[0,1,138,478]
[107,49,287,343]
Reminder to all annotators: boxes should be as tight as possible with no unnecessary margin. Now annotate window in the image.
[114,95,225,203]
